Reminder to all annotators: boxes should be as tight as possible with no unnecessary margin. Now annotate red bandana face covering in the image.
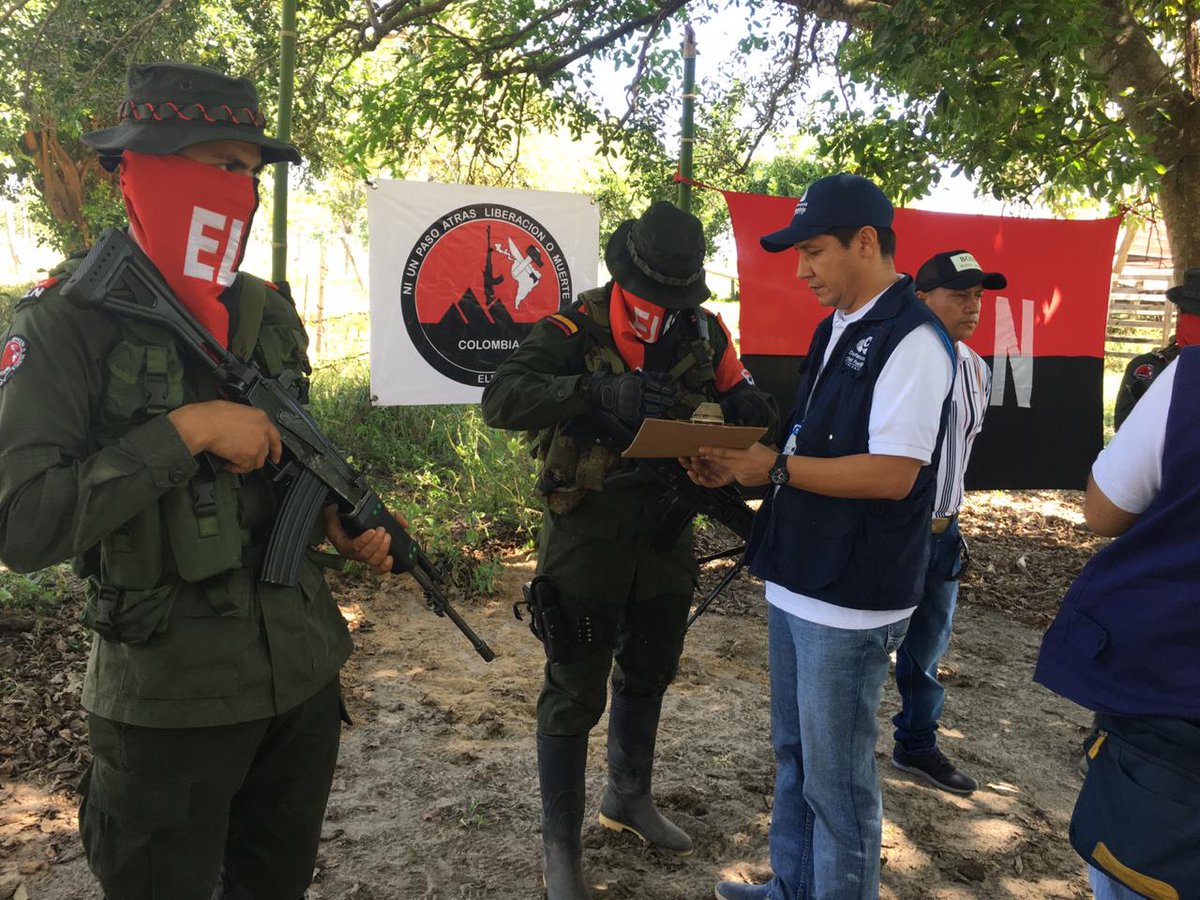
[1176,311,1200,346]
[120,150,259,346]
[609,282,670,371]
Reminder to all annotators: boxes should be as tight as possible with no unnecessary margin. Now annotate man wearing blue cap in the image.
[685,173,956,900]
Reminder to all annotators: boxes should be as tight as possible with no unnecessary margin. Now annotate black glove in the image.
[720,388,778,428]
[588,370,676,427]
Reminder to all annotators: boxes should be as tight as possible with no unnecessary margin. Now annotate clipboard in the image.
[620,418,766,459]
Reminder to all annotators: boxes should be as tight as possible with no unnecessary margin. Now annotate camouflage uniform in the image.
[1114,343,1179,432]
[482,283,745,734]
[0,265,350,899]
[0,62,344,900]
[482,204,776,899]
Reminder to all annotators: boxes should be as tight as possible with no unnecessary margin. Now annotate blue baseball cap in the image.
[759,173,894,253]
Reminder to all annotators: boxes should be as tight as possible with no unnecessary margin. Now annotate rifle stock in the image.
[62,229,495,662]
[591,409,756,544]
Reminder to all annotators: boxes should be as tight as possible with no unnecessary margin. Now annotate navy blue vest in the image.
[1035,347,1200,718]
[746,277,953,611]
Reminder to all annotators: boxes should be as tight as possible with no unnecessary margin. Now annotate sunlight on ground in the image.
[966,490,1086,526]
[966,816,1023,852]
[0,782,79,886]
[881,818,935,870]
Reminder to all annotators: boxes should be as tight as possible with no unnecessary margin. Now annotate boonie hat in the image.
[605,201,709,309]
[915,250,1007,292]
[1166,267,1200,315]
[82,62,301,172]
[760,173,894,253]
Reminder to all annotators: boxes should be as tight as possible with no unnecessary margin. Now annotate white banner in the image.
[367,179,600,405]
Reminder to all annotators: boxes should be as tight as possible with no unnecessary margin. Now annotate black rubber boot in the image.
[597,692,693,856]
[538,733,592,900]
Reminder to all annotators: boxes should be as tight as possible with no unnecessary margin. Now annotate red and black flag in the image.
[725,190,1121,489]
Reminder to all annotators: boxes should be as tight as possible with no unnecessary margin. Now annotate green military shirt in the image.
[0,267,352,728]
[481,283,760,551]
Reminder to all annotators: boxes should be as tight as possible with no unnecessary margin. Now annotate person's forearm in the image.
[480,368,590,431]
[0,416,198,572]
[784,453,922,501]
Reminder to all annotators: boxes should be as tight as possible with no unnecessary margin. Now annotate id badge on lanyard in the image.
[773,423,803,497]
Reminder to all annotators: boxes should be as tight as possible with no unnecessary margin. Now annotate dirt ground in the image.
[2,490,1107,899]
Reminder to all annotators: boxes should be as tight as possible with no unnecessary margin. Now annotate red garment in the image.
[120,150,259,346]
[1176,311,1200,347]
[608,283,752,391]
[609,282,667,371]
[710,311,755,392]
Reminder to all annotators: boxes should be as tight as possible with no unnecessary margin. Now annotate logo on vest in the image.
[0,335,28,387]
[843,335,873,373]
[399,204,574,385]
[21,276,59,302]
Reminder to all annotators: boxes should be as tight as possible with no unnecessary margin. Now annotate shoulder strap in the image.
[579,287,612,329]
[232,273,270,362]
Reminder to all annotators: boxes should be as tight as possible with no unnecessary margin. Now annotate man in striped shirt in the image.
[890,250,1006,795]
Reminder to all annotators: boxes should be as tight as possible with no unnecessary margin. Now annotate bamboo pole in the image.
[272,0,298,283]
[677,25,697,213]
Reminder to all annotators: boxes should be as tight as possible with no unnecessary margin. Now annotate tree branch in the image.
[1083,0,1192,158]
[775,0,892,30]
[481,0,693,82]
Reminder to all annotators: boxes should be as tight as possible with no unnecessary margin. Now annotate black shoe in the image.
[891,745,978,795]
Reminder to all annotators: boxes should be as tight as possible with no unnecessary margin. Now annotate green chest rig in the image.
[534,286,723,514]
[79,264,311,624]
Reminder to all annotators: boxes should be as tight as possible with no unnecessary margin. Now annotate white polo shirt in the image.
[766,290,956,630]
[1091,358,1176,513]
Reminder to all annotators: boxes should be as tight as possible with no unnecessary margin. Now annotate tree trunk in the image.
[22,127,91,251]
[1156,145,1200,284]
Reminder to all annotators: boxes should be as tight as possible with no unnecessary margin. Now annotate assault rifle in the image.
[61,228,495,662]
[590,408,757,631]
[591,408,756,547]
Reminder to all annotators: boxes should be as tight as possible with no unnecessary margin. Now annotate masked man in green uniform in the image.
[0,62,394,900]
[481,202,777,899]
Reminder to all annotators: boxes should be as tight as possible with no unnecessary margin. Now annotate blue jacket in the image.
[746,277,953,611]
[1035,347,1200,718]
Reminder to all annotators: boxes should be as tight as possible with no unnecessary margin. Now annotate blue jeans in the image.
[893,523,961,753]
[1088,866,1145,900]
[764,603,910,900]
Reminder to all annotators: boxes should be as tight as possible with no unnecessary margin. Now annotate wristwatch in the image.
[768,453,791,486]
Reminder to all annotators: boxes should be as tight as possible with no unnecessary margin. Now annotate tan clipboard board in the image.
[620,419,767,459]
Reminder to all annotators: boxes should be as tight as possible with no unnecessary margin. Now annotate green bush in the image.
[0,283,26,335]
[308,360,540,591]
[0,566,71,614]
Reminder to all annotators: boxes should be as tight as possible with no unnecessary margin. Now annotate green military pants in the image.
[535,506,697,736]
[79,677,342,900]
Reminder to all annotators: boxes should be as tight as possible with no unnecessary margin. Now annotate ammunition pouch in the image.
[81,579,177,644]
[533,424,621,514]
[513,576,615,664]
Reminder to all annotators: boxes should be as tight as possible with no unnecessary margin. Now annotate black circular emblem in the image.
[400,204,574,386]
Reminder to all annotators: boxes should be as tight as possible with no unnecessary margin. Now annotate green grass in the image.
[307,360,540,591]
[0,566,72,614]
[0,283,25,335]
